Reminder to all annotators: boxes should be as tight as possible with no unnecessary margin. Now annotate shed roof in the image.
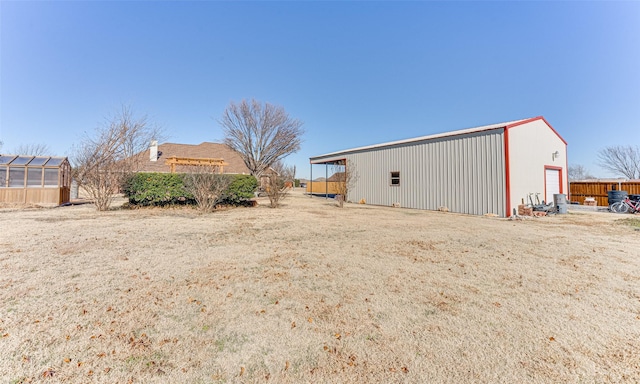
[0,155,68,167]
[310,116,565,163]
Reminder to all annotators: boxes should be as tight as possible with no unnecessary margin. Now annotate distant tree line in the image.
[596,145,640,179]
[570,145,640,181]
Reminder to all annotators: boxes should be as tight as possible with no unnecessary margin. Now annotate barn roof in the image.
[310,116,565,163]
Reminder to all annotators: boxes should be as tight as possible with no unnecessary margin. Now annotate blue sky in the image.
[1,1,638,179]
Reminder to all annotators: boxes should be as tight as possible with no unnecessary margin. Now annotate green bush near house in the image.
[123,173,257,207]
[123,173,192,206]
[223,174,259,205]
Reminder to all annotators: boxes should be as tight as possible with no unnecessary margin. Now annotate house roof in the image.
[327,172,345,182]
[136,142,250,174]
[310,116,565,163]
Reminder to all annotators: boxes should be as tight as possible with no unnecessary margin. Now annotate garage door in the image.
[545,168,561,204]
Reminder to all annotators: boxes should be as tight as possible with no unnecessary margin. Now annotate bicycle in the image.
[610,194,640,214]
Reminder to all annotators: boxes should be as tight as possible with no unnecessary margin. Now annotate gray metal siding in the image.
[339,129,505,216]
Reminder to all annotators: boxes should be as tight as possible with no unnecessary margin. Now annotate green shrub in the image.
[123,173,258,207]
[222,174,259,205]
[123,173,193,206]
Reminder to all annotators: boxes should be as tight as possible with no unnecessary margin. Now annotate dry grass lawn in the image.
[1,191,639,383]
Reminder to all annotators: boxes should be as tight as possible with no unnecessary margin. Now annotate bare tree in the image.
[183,167,232,212]
[72,105,162,211]
[332,160,359,208]
[597,145,640,179]
[292,165,297,188]
[13,143,51,156]
[220,99,304,179]
[264,160,294,208]
[0,140,3,152]
[568,164,596,181]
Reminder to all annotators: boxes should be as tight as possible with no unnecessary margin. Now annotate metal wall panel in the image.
[313,129,506,216]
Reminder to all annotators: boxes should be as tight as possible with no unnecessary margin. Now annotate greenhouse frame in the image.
[0,155,72,205]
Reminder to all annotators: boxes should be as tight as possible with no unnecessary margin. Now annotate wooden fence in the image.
[306,181,343,196]
[570,181,640,206]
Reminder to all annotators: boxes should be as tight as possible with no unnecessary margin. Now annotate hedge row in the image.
[123,173,258,207]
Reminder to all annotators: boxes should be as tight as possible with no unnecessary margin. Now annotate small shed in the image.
[309,116,567,217]
[0,155,72,205]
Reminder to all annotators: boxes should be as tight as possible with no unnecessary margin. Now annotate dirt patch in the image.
[1,191,639,383]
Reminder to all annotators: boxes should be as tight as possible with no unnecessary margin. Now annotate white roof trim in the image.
[310,118,531,162]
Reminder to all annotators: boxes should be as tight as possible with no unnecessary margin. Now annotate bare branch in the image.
[71,105,163,211]
[12,143,51,156]
[597,145,640,179]
[332,160,359,208]
[183,167,232,212]
[263,160,294,208]
[568,164,596,181]
[220,99,304,179]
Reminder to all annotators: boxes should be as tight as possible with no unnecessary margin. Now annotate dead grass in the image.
[616,217,640,229]
[1,191,639,383]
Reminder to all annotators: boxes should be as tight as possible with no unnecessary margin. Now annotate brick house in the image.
[137,142,251,174]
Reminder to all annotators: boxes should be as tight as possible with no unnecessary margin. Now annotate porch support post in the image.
[325,163,328,199]
[310,163,313,198]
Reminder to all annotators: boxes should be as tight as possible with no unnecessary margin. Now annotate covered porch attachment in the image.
[308,159,346,199]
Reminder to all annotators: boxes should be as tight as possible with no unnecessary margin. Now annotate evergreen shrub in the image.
[123,173,257,207]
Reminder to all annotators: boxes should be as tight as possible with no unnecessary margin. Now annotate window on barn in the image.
[8,167,25,188]
[0,168,6,187]
[27,168,43,187]
[390,171,400,186]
